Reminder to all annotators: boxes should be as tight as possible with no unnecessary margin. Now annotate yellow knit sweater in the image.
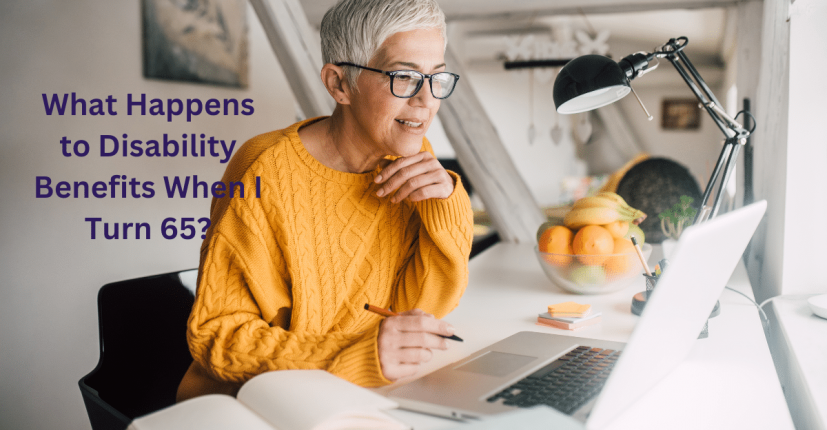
[180,118,473,399]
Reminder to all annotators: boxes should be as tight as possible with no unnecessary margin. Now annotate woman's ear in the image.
[321,64,352,105]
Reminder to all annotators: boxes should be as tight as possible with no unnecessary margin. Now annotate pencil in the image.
[363,303,463,342]
[630,236,653,275]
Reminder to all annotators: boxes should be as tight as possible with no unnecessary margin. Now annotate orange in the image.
[604,238,635,274]
[602,220,630,239]
[572,225,614,265]
[536,221,558,242]
[538,225,574,266]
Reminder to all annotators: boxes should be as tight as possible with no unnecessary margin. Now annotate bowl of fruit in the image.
[536,192,652,295]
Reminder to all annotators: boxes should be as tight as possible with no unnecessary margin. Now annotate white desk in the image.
[768,295,827,429]
[378,242,794,429]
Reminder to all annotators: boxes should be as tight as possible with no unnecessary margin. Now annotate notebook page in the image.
[128,394,276,430]
[237,370,406,430]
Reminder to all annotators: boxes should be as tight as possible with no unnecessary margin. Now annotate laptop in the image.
[388,200,767,430]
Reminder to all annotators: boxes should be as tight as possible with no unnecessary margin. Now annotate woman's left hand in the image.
[374,151,454,203]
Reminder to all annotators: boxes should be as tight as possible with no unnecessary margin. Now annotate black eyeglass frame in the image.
[335,62,460,99]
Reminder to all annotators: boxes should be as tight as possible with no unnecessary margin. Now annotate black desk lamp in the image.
[553,36,755,224]
[552,37,757,333]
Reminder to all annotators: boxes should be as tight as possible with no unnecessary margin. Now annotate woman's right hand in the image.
[377,309,455,381]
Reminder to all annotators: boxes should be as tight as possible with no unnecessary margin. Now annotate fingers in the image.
[384,313,456,340]
[402,331,449,350]
[376,310,456,382]
[391,169,452,203]
[374,152,430,186]
[398,346,434,364]
[374,152,453,202]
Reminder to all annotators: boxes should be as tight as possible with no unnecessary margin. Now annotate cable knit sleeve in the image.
[391,151,475,318]
[187,173,390,389]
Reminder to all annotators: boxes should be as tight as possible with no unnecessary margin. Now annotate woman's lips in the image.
[395,118,423,128]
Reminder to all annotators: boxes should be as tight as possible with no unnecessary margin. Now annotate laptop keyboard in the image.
[485,346,621,415]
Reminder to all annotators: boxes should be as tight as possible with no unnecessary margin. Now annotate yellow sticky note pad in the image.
[548,301,591,316]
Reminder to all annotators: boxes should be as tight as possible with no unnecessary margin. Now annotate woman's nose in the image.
[409,81,439,108]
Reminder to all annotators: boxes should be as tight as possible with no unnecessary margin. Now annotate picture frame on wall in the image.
[142,0,248,88]
[661,99,701,130]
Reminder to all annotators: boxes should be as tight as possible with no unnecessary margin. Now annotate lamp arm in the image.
[673,50,751,136]
[666,56,735,137]
[647,37,753,223]
[653,38,750,140]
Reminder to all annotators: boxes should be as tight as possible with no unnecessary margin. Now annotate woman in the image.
[177,0,473,401]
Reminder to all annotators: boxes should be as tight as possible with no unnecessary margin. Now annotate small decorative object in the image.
[661,99,701,130]
[575,29,610,56]
[550,112,563,145]
[502,24,610,147]
[143,0,248,88]
[658,195,697,240]
[575,112,593,144]
[527,70,536,145]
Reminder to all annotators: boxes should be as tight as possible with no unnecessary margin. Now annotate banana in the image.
[571,196,624,211]
[595,191,629,207]
[567,192,647,227]
[564,207,623,229]
[571,195,639,220]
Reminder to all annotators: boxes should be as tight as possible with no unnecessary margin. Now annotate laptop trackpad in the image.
[455,351,537,377]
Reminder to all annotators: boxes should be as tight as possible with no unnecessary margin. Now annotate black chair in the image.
[79,270,197,430]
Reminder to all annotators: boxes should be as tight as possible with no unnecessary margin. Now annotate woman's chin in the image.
[394,137,428,156]
[387,131,428,154]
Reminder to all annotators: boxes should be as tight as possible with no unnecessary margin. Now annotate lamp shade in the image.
[553,55,631,114]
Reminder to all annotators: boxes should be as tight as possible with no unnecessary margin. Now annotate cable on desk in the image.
[723,289,804,333]
[758,296,782,310]
[724,286,768,324]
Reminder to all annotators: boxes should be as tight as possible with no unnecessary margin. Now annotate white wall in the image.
[780,0,827,296]
[0,1,296,429]
[463,68,587,206]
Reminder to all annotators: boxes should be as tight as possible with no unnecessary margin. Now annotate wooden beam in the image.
[298,0,748,26]
[439,47,547,244]
[733,1,762,213]
[743,0,789,303]
[250,0,335,118]
[442,0,743,21]
[592,103,645,160]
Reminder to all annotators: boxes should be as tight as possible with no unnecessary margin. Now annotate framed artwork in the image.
[661,99,701,130]
[142,0,248,88]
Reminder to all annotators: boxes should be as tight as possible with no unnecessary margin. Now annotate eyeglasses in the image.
[336,62,460,99]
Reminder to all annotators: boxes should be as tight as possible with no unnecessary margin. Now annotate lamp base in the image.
[631,292,720,339]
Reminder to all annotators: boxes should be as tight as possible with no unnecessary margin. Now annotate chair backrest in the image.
[79,270,197,430]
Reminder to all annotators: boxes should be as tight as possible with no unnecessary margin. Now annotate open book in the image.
[128,370,410,430]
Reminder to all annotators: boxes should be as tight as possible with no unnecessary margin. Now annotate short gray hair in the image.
[320,0,447,89]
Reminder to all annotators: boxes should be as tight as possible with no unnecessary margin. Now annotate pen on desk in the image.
[363,304,464,342]
[630,236,652,275]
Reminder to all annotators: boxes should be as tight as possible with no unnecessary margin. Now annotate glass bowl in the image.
[534,243,653,295]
